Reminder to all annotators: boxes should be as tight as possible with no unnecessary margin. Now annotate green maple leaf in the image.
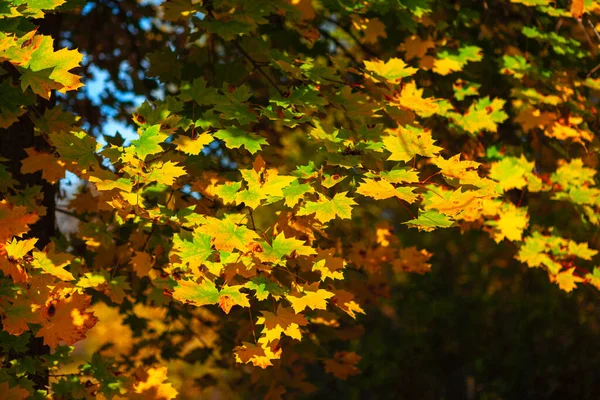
[214,126,267,154]
[49,130,97,169]
[172,231,214,270]
[213,181,242,205]
[20,67,63,99]
[172,279,219,307]
[179,78,222,105]
[260,233,316,264]
[281,181,314,207]
[404,210,454,231]
[297,192,356,223]
[131,124,169,159]
[26,34,84,92]
[245,276,288,301]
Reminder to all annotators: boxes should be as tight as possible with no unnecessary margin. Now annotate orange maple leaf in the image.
[36,291,98,348]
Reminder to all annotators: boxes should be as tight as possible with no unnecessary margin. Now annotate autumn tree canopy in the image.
[2,0,600,398]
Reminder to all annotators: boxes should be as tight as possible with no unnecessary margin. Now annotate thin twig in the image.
[233,41,285,96]
[323,16,379,58]
[55,207,89,223]
[318,28,360,66]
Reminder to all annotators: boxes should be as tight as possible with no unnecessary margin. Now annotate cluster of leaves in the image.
[2,0,600,398]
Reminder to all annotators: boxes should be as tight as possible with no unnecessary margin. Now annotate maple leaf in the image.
[324,351,361,380]
[0,201,39,242]
[547,120,593,143]
[450,97,507,134]
[214,126,267,154]
[173,132,214,154]
[129,251,153,277]
[172,279,219,307]
[286,283,334,313]
[404,210,454,231]
[433,154,480,184]
[489,203,529,242]
[382,125,442,162]
[400,35,435,60]
[234,340,282,369]
[21,147,68,183]
[0,238,37,282]
[242,160,296,195]
[297,192,356,223]
[31,243,75,281]
[489,155,535,192]
[20,67,64,99]
[363,58,417,82]
[312,248,346,281]
[434,45,482,75]
[330,289,365,319]
[49,130,97,170]
[356,178,419,203]
[20,34,84,93]
[199,215,260,252]
[393,82,439,116]
[553,268,584,292]
[132,366,178,400]
[281,181,314,207]
[259,233,316,264]
[571,0,584,18]
[172,279,250,313]
[551,158,596,190]
[131,125,169,159]
[218,285,250,314]
[213,181,242,204]
[36,292,98,348]
[0,382,30,400]
[245,275,288,301]
[392,247,433,274]
[256,305,308,343]
[143,161,186,186]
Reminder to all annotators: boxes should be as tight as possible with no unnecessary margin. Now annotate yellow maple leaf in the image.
[382,125,442,162]
[364,58,417,82]
[5,237,37,259]
[133,366,178,400]
[286,283,334,313]
[393,81,439,116]
[553,267,584,293]
[297,192,356,223]
[356,178,419,203]
[547,121,593,142]
[433,154,481,184]
[173,132,213,154]
[433,58,463,75]
[492,203,529,242]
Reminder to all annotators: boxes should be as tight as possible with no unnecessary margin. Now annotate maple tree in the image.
[3,0,600,398]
